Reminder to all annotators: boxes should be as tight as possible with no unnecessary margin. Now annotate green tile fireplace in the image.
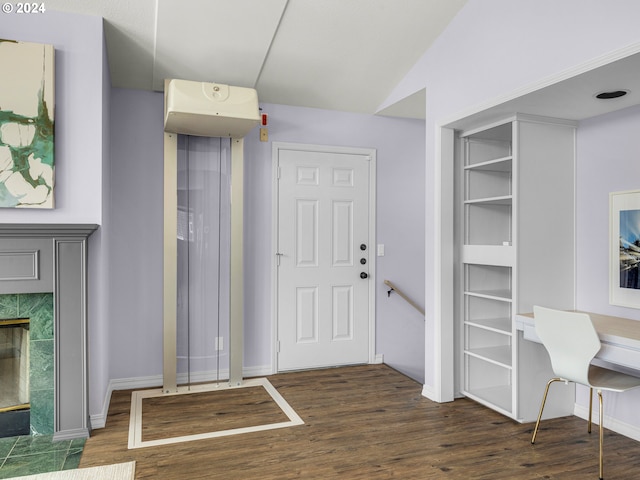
[0,293,54,436]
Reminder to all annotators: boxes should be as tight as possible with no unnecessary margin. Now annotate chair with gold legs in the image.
[530,306,640,480]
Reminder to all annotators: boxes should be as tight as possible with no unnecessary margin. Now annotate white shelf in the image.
[464,386,513,415]
[461,119,512,141]
[465,317,512,335]
[465,195,512,206]
[464,156,512,172]
[462,245,514,266]
[465,289,512,302]
[465,346,512,368]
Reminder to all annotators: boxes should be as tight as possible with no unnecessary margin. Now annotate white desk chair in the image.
[531,306,640,480]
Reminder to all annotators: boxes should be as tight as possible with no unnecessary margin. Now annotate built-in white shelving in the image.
[456,115,578,422]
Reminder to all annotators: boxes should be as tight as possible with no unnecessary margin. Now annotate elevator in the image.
[126,80,304,450]
[162,79,257,391]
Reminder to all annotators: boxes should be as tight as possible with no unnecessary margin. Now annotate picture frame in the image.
[610,189,640,308]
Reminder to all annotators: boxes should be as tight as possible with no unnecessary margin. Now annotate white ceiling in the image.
[445,48,640,131]
[39,1,640,124]
[44,0,468,118]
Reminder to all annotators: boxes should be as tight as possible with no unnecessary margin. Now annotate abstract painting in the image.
[0,39,55,208]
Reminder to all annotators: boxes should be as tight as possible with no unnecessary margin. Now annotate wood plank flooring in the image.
[79,365,640,479]
[140,386,289,441]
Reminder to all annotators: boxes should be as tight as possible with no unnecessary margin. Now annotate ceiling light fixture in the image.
[595,90,629,99]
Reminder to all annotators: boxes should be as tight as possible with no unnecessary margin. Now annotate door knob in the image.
[360,272,368,279]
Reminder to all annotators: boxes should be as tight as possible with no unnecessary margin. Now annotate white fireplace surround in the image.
[0,223,97,440]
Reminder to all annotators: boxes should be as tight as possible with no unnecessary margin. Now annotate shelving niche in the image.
[456,115,577,422]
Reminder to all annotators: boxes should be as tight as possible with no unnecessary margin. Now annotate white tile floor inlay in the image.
[127,377,304,449]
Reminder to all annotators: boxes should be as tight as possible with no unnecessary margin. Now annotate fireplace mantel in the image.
[0,223,98,440]
[0,224,98,237]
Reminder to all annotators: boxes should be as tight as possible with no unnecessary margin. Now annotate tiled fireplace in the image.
[0,319,30,416]
[0,293,54,437]
[0,224,97,440]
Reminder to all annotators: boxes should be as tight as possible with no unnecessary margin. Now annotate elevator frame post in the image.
[229,138,244,386]
[163,127,178,394]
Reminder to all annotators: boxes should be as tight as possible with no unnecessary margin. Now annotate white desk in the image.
[516,311,640,372]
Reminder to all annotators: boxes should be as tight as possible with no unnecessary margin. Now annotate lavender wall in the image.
[0,11,110,424]
[577,106,640,320]
[575,105,640,426]
[107,93,426,385]
[244,103,426,382]
[380,0,640,400]
[108,89,165,379]
[0,11,105,223]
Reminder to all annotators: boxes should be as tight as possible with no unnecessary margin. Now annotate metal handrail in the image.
[384,280,425,317]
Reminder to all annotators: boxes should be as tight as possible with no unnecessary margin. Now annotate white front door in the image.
[275,144,375,371]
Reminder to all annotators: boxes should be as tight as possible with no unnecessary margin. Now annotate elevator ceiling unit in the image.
[164,79,260,138]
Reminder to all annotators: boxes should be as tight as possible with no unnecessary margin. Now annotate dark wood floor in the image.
[80,364,640,479]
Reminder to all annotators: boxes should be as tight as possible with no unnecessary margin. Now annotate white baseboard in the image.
[372,354,384,364]
[53,428,90,441]
[90,374,163,429]
[417,392,640,444]
[421,384,438,402]
[90,365,274,430]
[574,403,640,442]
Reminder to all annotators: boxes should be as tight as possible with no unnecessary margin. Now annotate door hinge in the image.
[277,340,281,353]
[276,252,283,266]
[277,166,282,179]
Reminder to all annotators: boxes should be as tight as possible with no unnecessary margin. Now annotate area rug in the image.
[10,461,135,480]
[128,377,304,449]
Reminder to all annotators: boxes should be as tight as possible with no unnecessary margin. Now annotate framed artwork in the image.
[0,39,55,208]
[610,189,640,308]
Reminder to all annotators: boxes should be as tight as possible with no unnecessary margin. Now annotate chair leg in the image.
[531,377,562,444]
[598,390,604,480]
[588,387,593,434]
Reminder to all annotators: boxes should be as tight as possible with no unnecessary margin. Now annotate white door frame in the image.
[271,141,377,373]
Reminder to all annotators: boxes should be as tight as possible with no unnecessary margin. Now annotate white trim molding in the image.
[574,403,640,443]
[128,378,304,449]
[271,142,377,372]
[421,384,438,402]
